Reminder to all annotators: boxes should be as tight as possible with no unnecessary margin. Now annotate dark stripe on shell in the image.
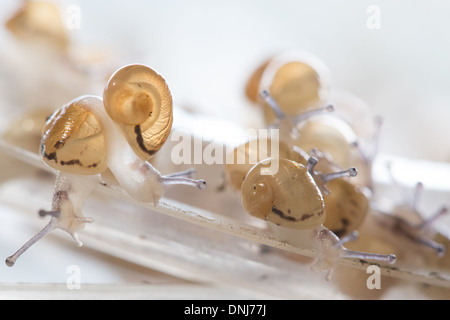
[134,125,157,157]
[271,206,297,222]
[42,150,58,163]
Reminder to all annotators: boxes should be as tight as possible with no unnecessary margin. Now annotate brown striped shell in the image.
[103,64,173,161]
[245,59,271,103]
[241,158,326,229]
[40,96,107,175]
[323,179,370,237]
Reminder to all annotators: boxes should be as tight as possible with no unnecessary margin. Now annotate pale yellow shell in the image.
[295,115,356,171]
[247,51,331,124]
[241,158,326,229]
[262,61,322,124]
[225,139,307,193]
[103,64,173,161]
[40,96,107,175]
[6,1,68,50]
[323,179,370,237]
[296,116,372,188]
[245,59,271,103]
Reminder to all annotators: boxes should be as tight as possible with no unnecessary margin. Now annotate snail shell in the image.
[103,64,173,161]
[241,158,326,229]
[6,0,69,50]
[245,58,271,103]
[294,114,358,171]
[225,139,307,193]
[40,96,107,175]
[248,51,331,124]
[323,179,370,237]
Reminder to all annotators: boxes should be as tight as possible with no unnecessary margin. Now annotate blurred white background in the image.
[2,0,450,161]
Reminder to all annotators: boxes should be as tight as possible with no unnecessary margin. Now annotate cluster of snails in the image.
[224,50,397,278]
[5,64,206,266]
[223,49,450,277]
[5,48,448,285]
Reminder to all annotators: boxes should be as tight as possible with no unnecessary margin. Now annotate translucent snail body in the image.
[239,156,395,279]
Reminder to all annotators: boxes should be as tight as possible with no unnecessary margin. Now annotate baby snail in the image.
[241,157,396,279]
[6,0,69,51]
[224,138,307,195]
[5,64,206,267]
[373,163,449,257]
[257,87,375,239]
[225,135,371,239]
[245,50,332,125]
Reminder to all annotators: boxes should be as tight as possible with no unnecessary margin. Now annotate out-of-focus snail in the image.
[225,134,371,238]
[6,65,206,266]
[224,138,307,194]
[245,50,331,125]
[260,89,374,190]
[2,1,120,155]
[103,64,173,161]
[242,158,325,229]
[373,164,448,257]
[322,178,370,238]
